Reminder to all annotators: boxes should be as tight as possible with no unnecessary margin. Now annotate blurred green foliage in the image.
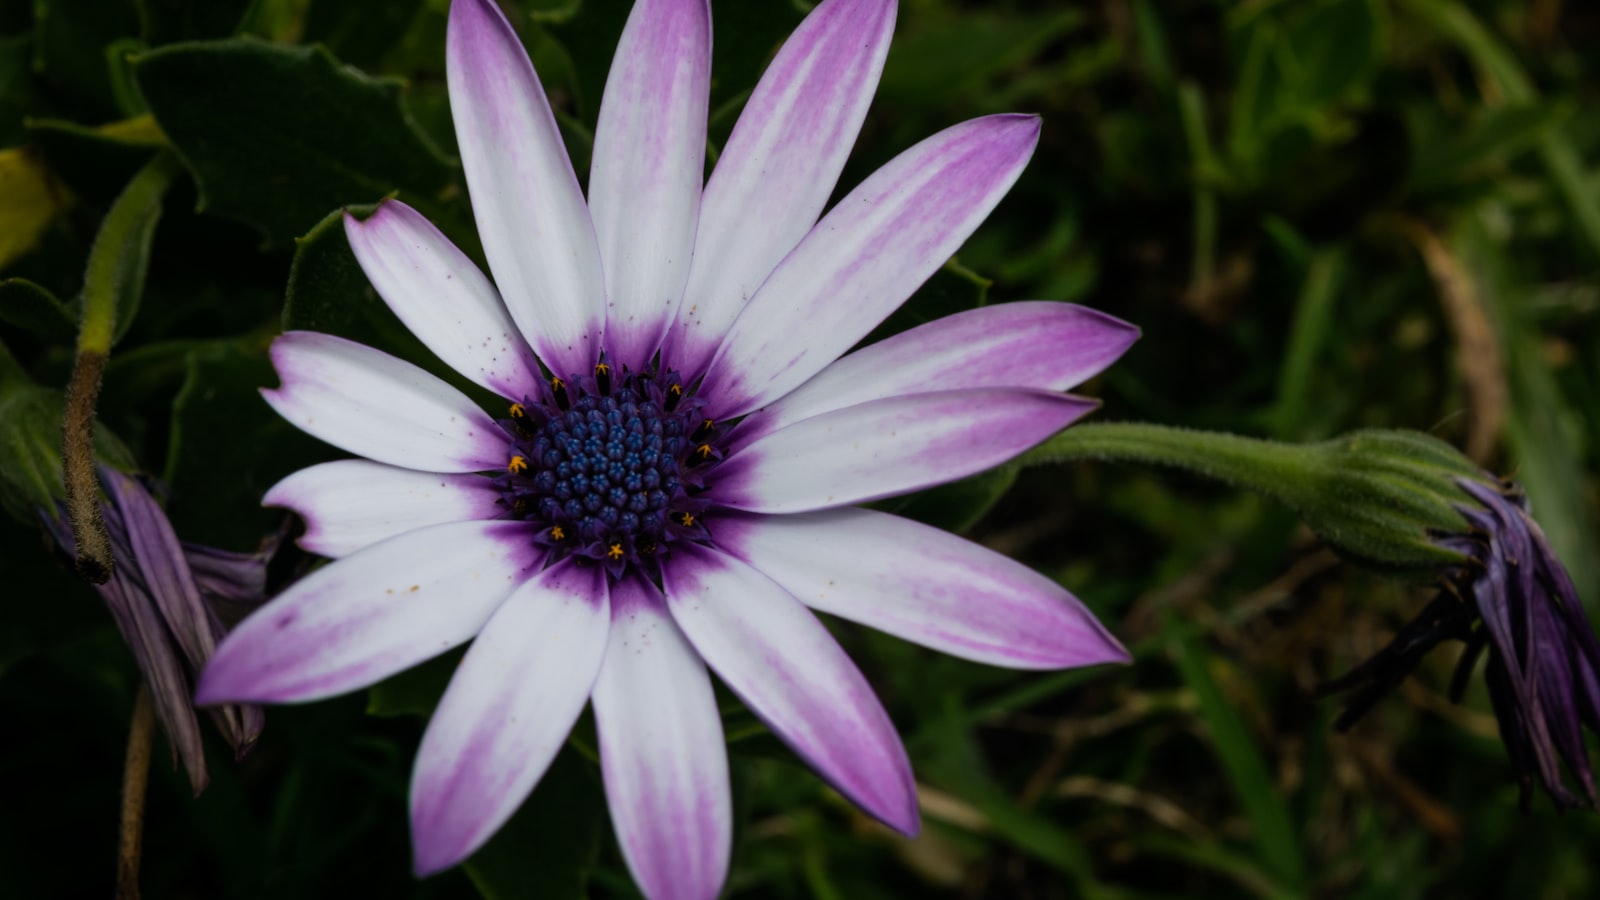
[2,0,1598,898]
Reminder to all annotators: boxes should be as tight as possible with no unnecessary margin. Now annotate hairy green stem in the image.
[1018,422,1309,499]
[63,152,181,583]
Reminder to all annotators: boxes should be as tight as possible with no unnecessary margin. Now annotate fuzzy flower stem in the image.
[63,152,180,584]
[1022,422,1481,572]
[117,685,155,900]
[1018,421,1304,494]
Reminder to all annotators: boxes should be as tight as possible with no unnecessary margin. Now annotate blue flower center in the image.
[495,364,715,574]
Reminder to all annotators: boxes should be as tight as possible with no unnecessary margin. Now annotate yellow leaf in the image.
[0,146,73,271]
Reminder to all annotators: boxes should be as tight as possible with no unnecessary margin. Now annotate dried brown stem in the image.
[117,686,155,900]
[1403,221,1507,464]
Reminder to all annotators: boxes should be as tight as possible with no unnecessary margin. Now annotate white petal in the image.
[194,521,542,704]
[731,302,1139,450]
[448,0,605,376]
[709,388,1097,514]
[697,115,1041,419]
[409,560,609,876]
[592,573,730,900]
[264,460,505,558]
[588,0,711,370]
[262,331,510,474]
[716,509,1130,669]
[662,0,897,375]
[344,200,544,401]
[662,543,918,834]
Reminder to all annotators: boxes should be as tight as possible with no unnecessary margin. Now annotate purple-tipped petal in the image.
[698,114,1041,418]
[447,0,605,376]
[661,543,918,835]
[708,388,1097,514]
[182,540,274,608]
[103,468,220,673]
[195,521,542,704]
[262,331,510,474]
[110,569,210,794]
[344,201,543,401]
[729,302,1137,450]
[662,0,897,374]
[588,0,711,370]
[592,573,730,900]
[716,508,1128,669]
[265,460,505,559]
[410,560,609,876]
[49,502,210,793]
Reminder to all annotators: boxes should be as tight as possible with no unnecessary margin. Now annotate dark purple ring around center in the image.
[492,362,718,577]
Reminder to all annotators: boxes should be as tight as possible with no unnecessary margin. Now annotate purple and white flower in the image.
[197,0,1136,895]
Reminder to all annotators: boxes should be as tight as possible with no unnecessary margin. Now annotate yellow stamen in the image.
[696,443,712,459]
[508,455,528,474]
[678,512,695,527]
[509,402,525,418]
[595,363,610,376]
[550,525,565,541]
[607,543,625,560]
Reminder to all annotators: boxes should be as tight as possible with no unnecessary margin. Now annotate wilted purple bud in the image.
[1323,477,1600,810]
[43,467,275,795]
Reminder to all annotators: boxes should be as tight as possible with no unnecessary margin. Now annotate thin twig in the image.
[117,686,155,900]
[1401,220,1507,464]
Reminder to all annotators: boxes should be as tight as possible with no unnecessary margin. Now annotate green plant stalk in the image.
[63,152,181,584]
[1021,422,1306,497]
[1021,423,1481,573]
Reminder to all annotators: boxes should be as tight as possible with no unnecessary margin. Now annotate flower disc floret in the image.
[497,365,713,572]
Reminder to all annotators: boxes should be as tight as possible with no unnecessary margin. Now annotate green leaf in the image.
[920,717,1110,898]
[0,335,23,388]
[25,115,164,207]
[132,38,459,245]
[304,0,427,70]
[864,261,991,346]
[282,204,434,363]
[1280,0,1381,110]
[162,341,329,549]
[463,748,604,900]
[884,466,1019,535]
[0,384,134,523]
[1165,609,1306,890]
[704,0,805,123]
[1407,102,1572,194]
[0,277,76,341]
[1271,250,1344,440]
[135,0,254,44]
[1401,0,1600,260]
[365,648,463,718]
[33,0,141,114]
[879,9,1084,112]
[0,31,33,147]
[541,0,629,126]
